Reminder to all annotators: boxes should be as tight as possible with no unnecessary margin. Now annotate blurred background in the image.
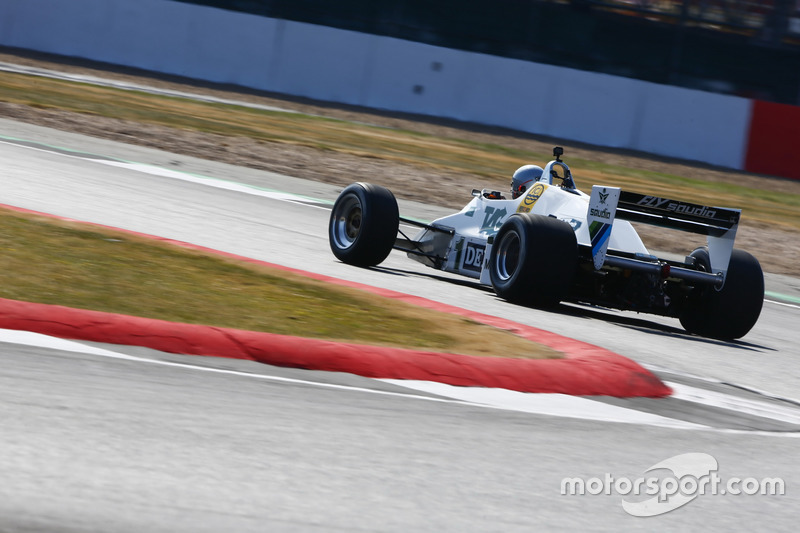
[175,0,800,105]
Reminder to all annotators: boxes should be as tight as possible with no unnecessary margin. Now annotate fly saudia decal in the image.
[636,196,718,219]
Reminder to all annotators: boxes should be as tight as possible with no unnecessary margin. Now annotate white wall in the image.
[0,0,752,169]
[0,0,278,87]
[635,84,751,165]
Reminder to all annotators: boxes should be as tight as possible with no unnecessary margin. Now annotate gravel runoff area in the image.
[1,47,799,276]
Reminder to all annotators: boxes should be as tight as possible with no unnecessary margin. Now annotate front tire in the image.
[489,214,577,307]
[329,183,399,267]
[679,247,764,340]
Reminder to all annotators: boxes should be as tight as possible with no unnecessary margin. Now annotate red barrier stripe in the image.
[745,99,800,180]
[0,297,669,397]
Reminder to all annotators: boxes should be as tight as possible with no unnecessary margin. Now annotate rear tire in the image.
[679,247,764,340]
[329,183,399,267]
[489,214,577,307]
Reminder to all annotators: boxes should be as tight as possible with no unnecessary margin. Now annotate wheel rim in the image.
[495,230,521,282]
[331,194,362,250]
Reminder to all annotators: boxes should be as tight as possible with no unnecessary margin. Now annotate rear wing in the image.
[616,192,740,237]
[588,186,740,287]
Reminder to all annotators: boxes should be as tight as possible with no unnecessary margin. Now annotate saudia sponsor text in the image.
[590,207,612,219]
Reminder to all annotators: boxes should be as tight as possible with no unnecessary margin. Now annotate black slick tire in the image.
[328,183,399,267]
[679,247,764,340]
[489,214,577,307]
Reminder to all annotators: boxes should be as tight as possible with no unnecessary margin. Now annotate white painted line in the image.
[666,381,800,426]
[1,328,138,359]
[765,299,800,310]
[644,362,800,406]
[381,379,707,430]
[92,159,331,209]
[0,328,466,406]
[2,326,700,429]
[0,138,331,211]
[3,328,800,436]
[0,62,300,114]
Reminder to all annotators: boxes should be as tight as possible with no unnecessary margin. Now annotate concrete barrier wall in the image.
[0,0,782,175]
[635,84,752,167]
[0,0,280,88]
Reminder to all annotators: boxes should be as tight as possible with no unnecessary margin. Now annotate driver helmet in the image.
[510,165,544,199]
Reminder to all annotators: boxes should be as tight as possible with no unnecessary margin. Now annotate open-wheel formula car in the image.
[328,147,764,340]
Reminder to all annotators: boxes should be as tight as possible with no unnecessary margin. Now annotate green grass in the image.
[0,209,559,359]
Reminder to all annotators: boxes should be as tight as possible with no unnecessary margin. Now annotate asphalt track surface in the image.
[2,118,800,531]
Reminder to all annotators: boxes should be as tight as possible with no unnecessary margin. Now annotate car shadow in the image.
[355,263,773,352]
[546,301,773,353]
[369,265,490,290]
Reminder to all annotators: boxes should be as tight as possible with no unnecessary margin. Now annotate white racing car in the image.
[328,147,764,340]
